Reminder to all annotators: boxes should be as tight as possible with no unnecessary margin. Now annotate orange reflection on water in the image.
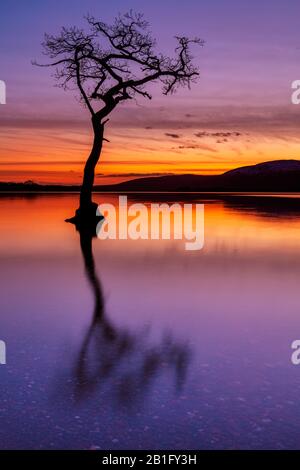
[1,194,300,259]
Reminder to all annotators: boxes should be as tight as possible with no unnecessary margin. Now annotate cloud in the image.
[110,105,300,139]
[0,160,85,166]
[2,105,300,144]
[0,117,87,130]
[177,143,218,153]
[165,133,181,139]
[195,131,242,139]
[96,172,175,178]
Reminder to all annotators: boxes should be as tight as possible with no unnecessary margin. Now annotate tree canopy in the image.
[35,11,203,121]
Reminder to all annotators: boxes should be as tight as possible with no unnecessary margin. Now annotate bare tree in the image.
[35,11,203,220]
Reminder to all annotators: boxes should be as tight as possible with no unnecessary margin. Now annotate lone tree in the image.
[36,11,203,221]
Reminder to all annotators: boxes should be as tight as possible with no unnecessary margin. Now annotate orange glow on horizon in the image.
[1,125,300,184]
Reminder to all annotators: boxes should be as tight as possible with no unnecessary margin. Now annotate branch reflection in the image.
[71,219,191,408]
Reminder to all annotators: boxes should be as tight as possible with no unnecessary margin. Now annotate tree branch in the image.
[74,48,95,115]
[34,11,203,122]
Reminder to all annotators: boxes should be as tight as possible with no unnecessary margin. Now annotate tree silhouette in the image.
[35,11,203,220]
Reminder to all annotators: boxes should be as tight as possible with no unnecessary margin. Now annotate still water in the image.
[0,193,300,449]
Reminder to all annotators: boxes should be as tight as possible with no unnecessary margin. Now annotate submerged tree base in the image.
[65,201,104,233]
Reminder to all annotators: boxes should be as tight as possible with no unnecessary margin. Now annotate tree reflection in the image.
[69,219,191,407]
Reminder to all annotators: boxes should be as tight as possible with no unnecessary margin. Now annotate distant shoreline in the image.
[1,191,300,198]
[2,159,300,193]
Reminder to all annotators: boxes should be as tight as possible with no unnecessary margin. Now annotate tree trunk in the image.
[79,118,104,211]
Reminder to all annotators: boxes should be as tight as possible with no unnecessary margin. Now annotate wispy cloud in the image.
[2,106,300,137]
[195,131,242,138]
[177,143,218,153]
[96,172,175,177]
[165,133,181,139]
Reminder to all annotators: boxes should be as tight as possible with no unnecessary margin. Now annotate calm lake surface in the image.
[1,193,300,450]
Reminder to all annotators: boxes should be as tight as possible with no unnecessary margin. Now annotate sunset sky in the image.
[0,0,300,184]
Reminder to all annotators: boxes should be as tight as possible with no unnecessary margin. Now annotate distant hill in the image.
[1,160,300,192]
[225,160,300,177]
[98,160,300,192]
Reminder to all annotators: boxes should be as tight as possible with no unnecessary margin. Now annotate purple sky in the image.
[0,0,300,182]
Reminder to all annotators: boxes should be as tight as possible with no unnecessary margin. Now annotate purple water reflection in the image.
[0,194,300,449]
